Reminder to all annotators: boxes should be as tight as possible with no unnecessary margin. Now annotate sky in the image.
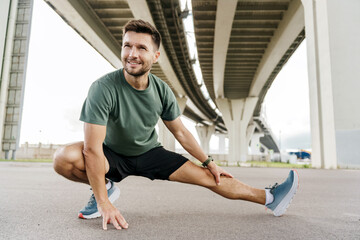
[264,42,311,150]
[20,0,311,151]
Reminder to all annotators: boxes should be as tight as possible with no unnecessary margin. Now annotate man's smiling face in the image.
[121,31,160,77]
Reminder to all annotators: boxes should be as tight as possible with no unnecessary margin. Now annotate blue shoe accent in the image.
[266,170,299,216]
[78,181,120,219]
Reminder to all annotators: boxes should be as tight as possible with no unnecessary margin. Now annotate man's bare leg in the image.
[52,141,109,184]
[169,161,266,205]
[53,141,119,220]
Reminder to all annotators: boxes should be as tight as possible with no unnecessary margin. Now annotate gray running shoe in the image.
[265,170,299,216]
[78,181,120,219]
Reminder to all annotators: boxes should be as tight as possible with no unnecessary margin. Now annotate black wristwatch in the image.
[202,156,214,167]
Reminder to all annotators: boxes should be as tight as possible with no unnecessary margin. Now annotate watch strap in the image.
[202,156,213,167]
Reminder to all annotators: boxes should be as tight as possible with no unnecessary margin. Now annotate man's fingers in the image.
[215,172,221,185]
[116,213,129,229]
[103,216,108,230]
[221,171,234,178]
[111,216,122,230]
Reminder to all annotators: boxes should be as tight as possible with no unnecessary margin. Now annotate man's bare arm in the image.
[83,123,108,204]
[163,117,233,185]
[163,117,207,162]
[83,123,128,230]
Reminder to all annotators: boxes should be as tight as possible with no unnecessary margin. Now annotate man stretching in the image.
[53,19,299,230]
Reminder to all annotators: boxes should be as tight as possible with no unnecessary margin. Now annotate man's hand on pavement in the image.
[97,200,128,230]
[207,162,233,186]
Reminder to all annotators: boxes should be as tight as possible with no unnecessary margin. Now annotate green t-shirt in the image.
[80,69,181,156]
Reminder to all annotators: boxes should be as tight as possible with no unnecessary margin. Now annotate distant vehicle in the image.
[288,150,311,159]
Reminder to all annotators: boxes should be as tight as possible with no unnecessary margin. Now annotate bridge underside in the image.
[44,0,305,154]
[3,0,358,168]
[1,0,303,159]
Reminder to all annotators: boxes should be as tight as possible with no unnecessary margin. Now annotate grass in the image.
[245,161,311,169]
[214,160,311,169]
[191,159,311,169]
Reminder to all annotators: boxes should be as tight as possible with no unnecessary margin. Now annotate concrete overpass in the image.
[1,0,359,168]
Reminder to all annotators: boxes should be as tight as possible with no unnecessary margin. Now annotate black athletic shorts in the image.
[103,144,188,182]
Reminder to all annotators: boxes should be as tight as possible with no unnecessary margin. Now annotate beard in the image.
[123,58,152,77]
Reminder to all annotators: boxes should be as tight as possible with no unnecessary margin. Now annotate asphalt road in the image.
[0,162,359,240]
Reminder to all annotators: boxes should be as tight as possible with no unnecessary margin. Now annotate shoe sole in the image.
[273,169,299,217]
[78,186,121,219]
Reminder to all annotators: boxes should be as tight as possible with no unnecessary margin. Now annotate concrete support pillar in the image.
[195,125,215,155]
[216,97,258,162]
[0,0,17,158]
[302,0,360,168]
[218,134,226,154]
[158,97,187,151]
[250,133,265,155]
[4,150,9,160]
[246,123,256,146]
[0,0,12,75]
[0,0,33,159]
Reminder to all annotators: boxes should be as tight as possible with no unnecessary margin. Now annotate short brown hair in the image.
[123,19,161,50]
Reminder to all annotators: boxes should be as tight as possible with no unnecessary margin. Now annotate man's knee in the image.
[53,142,84,175]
